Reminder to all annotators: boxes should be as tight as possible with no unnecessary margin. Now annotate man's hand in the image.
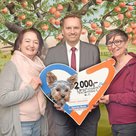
[92,102,99,109]
[89,101,99,112]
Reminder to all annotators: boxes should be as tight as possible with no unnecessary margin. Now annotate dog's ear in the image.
[67,74,77,89]
[46,72,57,86]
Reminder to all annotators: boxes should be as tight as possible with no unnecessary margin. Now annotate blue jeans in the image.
[21,118,41,136]
[112,123,136,136]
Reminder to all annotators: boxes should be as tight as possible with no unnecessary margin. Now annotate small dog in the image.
[46,72,77,107]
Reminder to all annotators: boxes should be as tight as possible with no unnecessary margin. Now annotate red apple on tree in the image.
[55,20,60,25]
[25,21,33,27]
[103,21,111,28]
[49,7,57,14]
[54,11,61,18]
[49,18,56,25]
[131,22,136,29]
[57,4,63,11]
[114,6,121,12]
[95,28,102,34]
[18,14,26,20]
[119,2,126,8]
[96,0,103,4]
[126,27,132,33]
[81,28,87,35]
[21,1,28,8]
[56,33,63,40]
[90,23,98,29]
[89,35,97,43]
[118,14,124,20]
[1,7,8,14]
[127,6,133,11]
[41,24,49,30]
[125,11,132,18]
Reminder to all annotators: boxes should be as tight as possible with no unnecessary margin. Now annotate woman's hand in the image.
[99,95,110,104]
[54,103,64,112]
[30,77,42,90]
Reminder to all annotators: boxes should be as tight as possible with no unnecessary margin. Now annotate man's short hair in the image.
[60,14,82,27]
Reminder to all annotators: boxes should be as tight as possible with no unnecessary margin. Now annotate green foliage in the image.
[0,51,11,72]
[98,104,112,136]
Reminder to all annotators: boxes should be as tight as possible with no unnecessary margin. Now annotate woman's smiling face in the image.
[19,31,39,59]
[106,35,128,58]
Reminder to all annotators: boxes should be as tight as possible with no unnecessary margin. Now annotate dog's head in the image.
[46,72,77,106]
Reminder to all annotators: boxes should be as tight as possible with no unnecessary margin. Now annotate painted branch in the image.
[5,22,23,34]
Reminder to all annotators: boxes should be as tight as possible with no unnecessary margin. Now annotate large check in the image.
[40,58,115,125]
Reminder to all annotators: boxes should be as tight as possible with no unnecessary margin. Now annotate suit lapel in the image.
[79,41,86,71]
[61,43,69,66]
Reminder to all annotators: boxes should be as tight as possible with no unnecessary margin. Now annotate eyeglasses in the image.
[106,40,124,47]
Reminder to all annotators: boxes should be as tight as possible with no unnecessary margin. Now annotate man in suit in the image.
[44,14,101,136]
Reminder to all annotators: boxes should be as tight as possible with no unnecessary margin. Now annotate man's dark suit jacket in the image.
[44,41,101,136]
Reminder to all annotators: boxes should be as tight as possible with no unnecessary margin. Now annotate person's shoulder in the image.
[0,60,17,75]
[129,52,136,63]
[80,41,99,49]
[4,60,15,68]
[129,52,136,59]
[81,41,96,46]
[48,43,63,51]
[129,52,136,57]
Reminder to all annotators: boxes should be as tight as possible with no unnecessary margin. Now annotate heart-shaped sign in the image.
[40,58,115,125]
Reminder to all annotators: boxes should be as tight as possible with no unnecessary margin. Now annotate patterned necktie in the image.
[71,47,76,71]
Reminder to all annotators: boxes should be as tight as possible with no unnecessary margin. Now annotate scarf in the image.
[11,50,46,116]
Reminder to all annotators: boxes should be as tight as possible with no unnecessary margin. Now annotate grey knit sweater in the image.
[0,61,48,136]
